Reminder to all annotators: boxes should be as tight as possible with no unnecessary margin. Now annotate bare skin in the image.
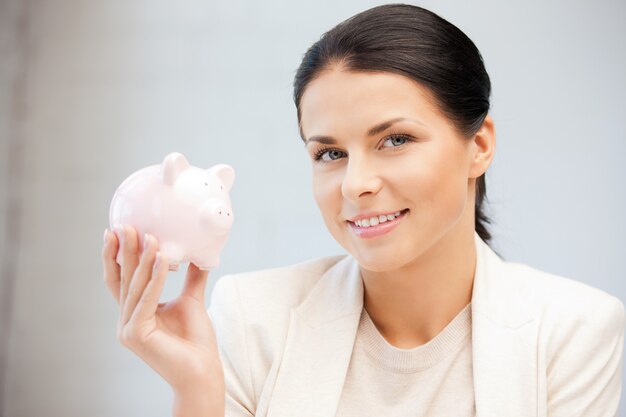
[102,225,224,416]
[300,67,496,348]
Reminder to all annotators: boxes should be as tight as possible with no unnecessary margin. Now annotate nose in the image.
[215,205,233,222]
[340,153,383,202]
[207,201,233,228]
[216,205,231,216]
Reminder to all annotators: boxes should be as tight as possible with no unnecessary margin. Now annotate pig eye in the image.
[220,186,223,190]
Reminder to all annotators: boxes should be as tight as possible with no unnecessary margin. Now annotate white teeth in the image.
[353,210,405,228]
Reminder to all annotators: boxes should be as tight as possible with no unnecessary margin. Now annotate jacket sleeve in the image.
[207,275,256,417]
[547,294,626,417]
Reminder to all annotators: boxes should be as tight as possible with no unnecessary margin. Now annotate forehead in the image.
[299,69,443,137]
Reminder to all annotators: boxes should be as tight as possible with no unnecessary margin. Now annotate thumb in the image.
[181,262,209,302]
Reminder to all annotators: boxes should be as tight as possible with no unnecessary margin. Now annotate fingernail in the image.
[116,226,125,243]
[154,251,161,270]
[143,234,149,250]
[103,228,109,244]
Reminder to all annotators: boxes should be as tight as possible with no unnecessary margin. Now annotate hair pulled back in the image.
[293,3,493,244]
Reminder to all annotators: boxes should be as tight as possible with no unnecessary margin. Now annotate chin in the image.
[346,246,412,273]
[328,225,415,273]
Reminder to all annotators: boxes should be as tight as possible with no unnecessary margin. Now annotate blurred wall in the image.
[0,0,624,416]
[0,0,24,413]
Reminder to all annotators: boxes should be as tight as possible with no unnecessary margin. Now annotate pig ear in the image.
[161,152,190,186]
[207,164,235,191]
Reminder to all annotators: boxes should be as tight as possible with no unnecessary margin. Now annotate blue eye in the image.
[382,134,410,148]
[314,148,345,162]
[312,134,412,163]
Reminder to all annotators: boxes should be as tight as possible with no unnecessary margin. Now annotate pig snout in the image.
[200,200,234,232]
[213,205,233,227]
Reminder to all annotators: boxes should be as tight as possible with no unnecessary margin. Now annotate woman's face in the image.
[299,68,492,272]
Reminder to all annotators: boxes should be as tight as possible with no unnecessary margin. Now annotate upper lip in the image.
[346,209,407,223]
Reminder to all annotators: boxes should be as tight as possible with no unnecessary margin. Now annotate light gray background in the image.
[1,0,624,416]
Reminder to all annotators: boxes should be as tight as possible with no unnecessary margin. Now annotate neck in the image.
[360,225,477,349]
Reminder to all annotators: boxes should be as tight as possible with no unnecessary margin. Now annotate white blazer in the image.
[208,232,625,417]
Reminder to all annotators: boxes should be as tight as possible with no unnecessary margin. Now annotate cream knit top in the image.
[335,302,475,416]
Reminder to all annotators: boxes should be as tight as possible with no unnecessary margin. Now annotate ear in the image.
[161,152,190,186]
[468,114,496,179]
[207,164,235,191]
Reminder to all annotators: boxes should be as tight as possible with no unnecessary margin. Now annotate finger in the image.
[181,262,209,303]
[131,251,169,324]
[102,228,122,304]
[116,224,140,307]
[121,233,157,325]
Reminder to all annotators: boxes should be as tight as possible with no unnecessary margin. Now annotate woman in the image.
[102,4,625,417]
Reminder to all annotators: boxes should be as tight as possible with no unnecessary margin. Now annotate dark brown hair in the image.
[293,3,493,244]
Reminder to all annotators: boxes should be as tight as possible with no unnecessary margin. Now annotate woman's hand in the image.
[102,225,225,396]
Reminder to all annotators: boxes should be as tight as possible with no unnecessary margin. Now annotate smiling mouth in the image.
[347,208,409,238]
[348,208,409,228]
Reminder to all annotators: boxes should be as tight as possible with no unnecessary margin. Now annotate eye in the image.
[313,148,346,162]
[312,133,412,162]
[382,134,410,148]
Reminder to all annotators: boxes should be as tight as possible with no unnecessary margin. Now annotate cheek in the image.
[311,171,348,242]
[312,170,340,215]
[399,148,469,217]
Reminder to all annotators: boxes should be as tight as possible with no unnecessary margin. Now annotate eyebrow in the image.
[303,117,425,144]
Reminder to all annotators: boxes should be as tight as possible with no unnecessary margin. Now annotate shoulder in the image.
[499,260,625,343]
[207,254,349,390]
[208,254,347,345]
[502,260,624,317]
[210,254,347,310]
[498,262,626,413]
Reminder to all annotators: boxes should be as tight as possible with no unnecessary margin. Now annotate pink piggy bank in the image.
[109,152,234,272]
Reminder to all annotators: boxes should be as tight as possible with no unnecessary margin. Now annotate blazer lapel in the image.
[266,255,364,417]
[267,232,540,417]
[471,232,539,417]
